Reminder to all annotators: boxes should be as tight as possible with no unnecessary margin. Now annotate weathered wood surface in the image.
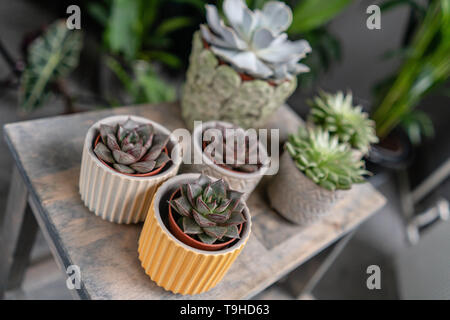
[3,102,386,299]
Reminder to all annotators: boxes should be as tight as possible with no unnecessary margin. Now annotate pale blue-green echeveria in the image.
[200,0,311,82]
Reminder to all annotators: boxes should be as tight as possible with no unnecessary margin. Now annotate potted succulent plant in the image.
[267,127,369,225]
[308,90,378,158]
[181,0,311,129]
[79,115,181,224]
[138,173,251,295]
[190,121,269,199]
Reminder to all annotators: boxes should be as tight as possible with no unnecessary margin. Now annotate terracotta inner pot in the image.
[94,134,169,177]
[168,188,244,251]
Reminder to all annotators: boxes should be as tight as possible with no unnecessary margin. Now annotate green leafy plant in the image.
[286,127,369,191]
[288,0,352,34]
[202,125,264,173]
[106,57,175,104]
[308,90,378,154]
[169,174,246,244]
[201,0,311,82]
[372,0,450,141]
[94,117,171,174]
[87,0,195,105]
[19,20,83,111]
[88,0,195,68]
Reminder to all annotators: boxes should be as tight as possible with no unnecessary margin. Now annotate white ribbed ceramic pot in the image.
[190,121,269,200]
[79,115,182,224]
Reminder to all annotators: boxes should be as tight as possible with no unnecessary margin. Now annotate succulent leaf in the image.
[224,225,240,239]
[196,197,211,215]
[117,125,127,142]
[128,142,144,160]
[208,210,232,224]
[136,124,153,141]
[223,211,246,226]
[216,198,232,213]
[260,1,292,34]
[198,233,217,244]
[197,174,213,188]
[192,210,216,227]
[210,179,227,199]
[94,142,115,163]
[112,150,136,165]
[203,226,228,240]
[142,144,163,161]
[155,152,171,168]
[182,217,202,234]
[170,196,192,218]
[186,183,203,205]
[106,133,120,151]
[113,163,134,174]
[130,160,156,174]
[100,125,115,144]
[202,184,214,200]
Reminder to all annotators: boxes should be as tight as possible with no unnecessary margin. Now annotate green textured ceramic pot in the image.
[181,31,297,130]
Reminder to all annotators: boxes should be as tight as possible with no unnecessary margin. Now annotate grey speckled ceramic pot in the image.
[267,151,346,225]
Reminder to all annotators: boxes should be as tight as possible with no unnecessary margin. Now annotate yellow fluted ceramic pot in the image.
[79,115,182,224]
[138,173,252,295]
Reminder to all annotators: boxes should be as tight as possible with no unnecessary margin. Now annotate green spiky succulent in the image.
[169,174,246,244]
[94,118,171,174]
[286,127,370,191]
[308,90,378,154]
[203,125,264,173]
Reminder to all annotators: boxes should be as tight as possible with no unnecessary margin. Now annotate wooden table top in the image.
[3,102,386,299]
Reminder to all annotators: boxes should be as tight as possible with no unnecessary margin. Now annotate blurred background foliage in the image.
[84,0,353,104]
[2,0,352,110]
[2,0,448,149]
[372,0,450,144]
